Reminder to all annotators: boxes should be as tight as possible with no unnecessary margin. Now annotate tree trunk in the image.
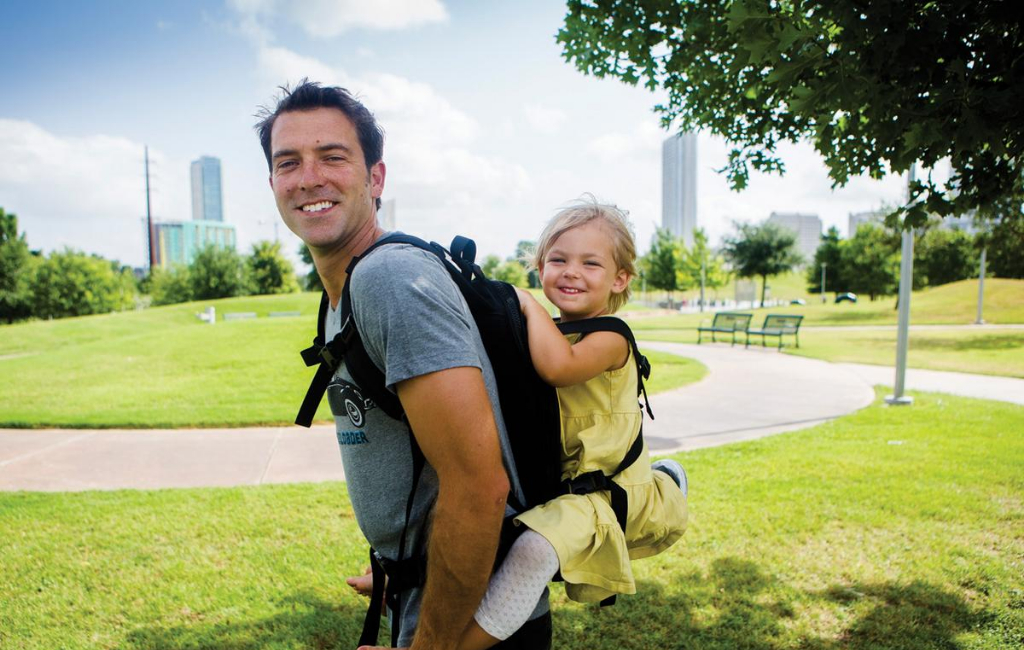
[760,274,768,307]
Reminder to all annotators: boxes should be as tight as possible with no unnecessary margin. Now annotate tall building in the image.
[848,210,883,236]
[767,212,821,263]
[191,156,223,222]
[153,219,237,268]
[662,132,697,246]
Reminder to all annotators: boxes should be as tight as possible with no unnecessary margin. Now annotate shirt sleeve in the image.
[349,244,483,391]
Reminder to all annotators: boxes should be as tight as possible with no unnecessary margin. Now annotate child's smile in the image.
[540,221,629,321]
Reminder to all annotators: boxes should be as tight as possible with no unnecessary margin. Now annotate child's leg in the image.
[459,529,560,650]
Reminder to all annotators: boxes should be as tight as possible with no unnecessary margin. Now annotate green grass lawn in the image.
[636,327,1024,379]
[788,328,1024,378]
[627,278,1024,329]
[0,294,705,428]
[2,390,1021,649]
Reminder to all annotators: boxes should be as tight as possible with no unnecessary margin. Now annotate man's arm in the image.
[398,366,510,650]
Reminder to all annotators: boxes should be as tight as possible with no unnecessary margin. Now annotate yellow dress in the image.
[515,336,689,603]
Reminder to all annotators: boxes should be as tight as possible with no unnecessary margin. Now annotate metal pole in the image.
[700,257,706,313]
[145,146,156,270]
[820,263,827,303]
[887,165,916,406]
[976,247,986,324]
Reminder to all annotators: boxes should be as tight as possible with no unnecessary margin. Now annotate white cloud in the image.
[0,119,189,266]
[523,104,567,134]
[252,45,531,243]
[229,0,447,38]
[586,121,664,162]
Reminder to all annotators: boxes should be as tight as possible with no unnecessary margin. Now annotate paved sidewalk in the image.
[1,344,1019,492]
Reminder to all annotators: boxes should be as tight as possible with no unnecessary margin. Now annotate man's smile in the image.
[300,200,337,213]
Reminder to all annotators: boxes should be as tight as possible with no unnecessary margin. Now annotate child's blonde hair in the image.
[534,196,637,314]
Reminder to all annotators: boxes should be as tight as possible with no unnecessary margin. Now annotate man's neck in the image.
[313,222,386,308]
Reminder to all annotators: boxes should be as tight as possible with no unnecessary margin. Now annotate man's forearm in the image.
[411,480,507,649]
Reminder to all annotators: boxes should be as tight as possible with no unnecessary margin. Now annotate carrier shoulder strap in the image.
[556,317,654,419]
[294,234,446,427]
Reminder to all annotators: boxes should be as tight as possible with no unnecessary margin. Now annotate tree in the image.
[806,226,846,295]
[840,223,900,300]
[481,254,503,279]
[980,218,1024,279]
[914,227,978,287]
[559,1,1024,227]
[492,260,528,288]
[149,265,194,306]
[247,240,299,295]
[190,244,247,300]
[641,227,686,302]
[722,222,802,306]
[298,244,324,292]
[679,228,730,298]
[0,208,35,323]
[29,249,136,319]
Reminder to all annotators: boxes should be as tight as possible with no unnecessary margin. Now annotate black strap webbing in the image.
[556,317,654,420]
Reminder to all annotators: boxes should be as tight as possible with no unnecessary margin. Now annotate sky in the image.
[0,0,911,270]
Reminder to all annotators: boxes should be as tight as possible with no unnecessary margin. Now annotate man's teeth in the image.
[301,201,334,212]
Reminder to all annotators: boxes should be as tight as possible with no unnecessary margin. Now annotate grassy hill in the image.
[0,293,704,428]
[627,278,1024,330]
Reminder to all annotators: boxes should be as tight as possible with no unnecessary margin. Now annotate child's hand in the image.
[514,287,535,314]
[345,566,374,597]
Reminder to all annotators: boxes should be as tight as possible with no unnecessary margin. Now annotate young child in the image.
[460,198,689,649]
[350,199,689,649]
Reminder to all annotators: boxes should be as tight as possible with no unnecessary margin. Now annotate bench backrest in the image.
[712,312,753,331]
[760,314,803,332]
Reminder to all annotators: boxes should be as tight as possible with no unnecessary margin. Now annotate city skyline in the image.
[0,1,912,270]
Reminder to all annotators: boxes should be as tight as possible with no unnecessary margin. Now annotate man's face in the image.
[268,107,385,251]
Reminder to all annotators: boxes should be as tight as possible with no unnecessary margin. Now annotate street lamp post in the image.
[976,247,987,324]
[886,164,916,406]
[700,257,707,313]
[820,263,827,303]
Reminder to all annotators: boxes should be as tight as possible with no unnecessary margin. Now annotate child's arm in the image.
[515,288,629,387]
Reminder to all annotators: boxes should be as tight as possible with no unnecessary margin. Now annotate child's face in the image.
[539,221,629,322]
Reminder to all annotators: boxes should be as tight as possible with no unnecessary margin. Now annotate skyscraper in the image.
[767,212,822,263]
[190,156,223,222]
[662,132,697,246]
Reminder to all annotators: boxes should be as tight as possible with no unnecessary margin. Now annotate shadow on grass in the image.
[552,557,980,650]
[125,591,376,650]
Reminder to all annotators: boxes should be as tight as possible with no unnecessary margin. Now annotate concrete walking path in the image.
[1,344,1020,492]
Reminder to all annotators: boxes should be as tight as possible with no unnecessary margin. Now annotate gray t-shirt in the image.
[324,238,548,646]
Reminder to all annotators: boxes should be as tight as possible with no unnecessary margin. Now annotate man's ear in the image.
[370,161,386,199]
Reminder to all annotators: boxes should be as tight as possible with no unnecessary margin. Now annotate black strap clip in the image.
[565,470,609,496]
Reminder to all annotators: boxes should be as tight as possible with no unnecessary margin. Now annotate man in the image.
[256,81,551,649]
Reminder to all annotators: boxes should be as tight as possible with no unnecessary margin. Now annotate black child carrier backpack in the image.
[294,233,654,647]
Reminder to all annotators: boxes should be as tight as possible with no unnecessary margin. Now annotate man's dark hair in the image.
[255,79,385,210]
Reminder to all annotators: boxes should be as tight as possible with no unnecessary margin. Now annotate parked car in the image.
[790,299,806,306]
[835,292,858,304]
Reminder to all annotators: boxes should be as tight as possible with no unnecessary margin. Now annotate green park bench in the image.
[746,314,804,349]
[697,312,753,346]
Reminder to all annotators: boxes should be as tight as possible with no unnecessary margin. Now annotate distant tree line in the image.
[806,218,1022,301]
[0,207,300,323]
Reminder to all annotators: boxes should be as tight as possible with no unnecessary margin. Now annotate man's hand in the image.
[397,366,510,650]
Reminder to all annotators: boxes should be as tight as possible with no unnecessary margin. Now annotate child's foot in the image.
[652,459,688,498]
